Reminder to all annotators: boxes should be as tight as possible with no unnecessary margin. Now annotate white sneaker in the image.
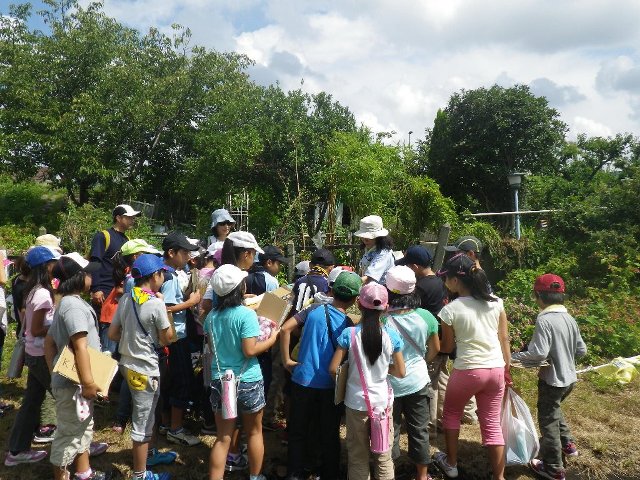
[167,428,201,446]
[433,451,459,478]
[5,450,47,467]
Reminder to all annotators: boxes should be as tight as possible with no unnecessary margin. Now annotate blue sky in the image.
[8,0,640,143]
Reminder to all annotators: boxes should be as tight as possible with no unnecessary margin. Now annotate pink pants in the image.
[442,367,505,446]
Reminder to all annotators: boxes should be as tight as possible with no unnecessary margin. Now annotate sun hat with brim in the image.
[228,231,264,254]
[210,208,236,228]
[332,271,362,299]
[359,283,388,311]
[35,234,63,254]
[437,252,475,278]
[52,252,100,281]
[25,246,61,268]
[444,235,483,253]
[354,215,389,239]
[121,239,161,256]
[211,264,248,296]
[113,204,141,217]
[534,273,565,293]
[385,265,416,295]
[131,253,173,279]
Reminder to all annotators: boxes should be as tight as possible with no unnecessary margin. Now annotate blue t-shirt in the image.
[292,303,351,389]
[383,308,439,397]
[359,248,395,285]
[160,271,187,340]
[204,305,262,383]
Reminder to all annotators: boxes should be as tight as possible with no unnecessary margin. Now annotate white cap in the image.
[113,204,141,217]
[354,215,389,239]
[228,231,264,254]
[328,266,345,285]
[62,252,90,269]
[211,264,248,296]
[295,260,310,277]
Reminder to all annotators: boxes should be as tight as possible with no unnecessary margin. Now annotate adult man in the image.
[444,235,484,269]
[395,245,445,317]
[89,204,140,352]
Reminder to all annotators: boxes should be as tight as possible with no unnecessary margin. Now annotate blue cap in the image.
[395,245,432,267]
[25,246,61,268]
[131,254,173,279]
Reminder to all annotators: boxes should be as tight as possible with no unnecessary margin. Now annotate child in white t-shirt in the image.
[329,283,405,480]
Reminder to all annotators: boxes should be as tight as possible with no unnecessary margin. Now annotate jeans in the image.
[99,322,118,355]
[288,383,342,480]
[392,383,431,464]
[8,354,56,453]
[537,380,576,474]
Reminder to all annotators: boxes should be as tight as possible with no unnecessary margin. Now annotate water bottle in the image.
[221,369,238,419]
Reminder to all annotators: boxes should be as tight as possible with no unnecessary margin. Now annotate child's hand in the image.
[284,358,299,373]
[81,382,100,400]
[188,291,201,307]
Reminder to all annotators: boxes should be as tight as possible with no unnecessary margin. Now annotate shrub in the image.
[0,223,38,254]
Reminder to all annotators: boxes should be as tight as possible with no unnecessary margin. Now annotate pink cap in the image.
[358,283,388,311]
[385,265,416,294]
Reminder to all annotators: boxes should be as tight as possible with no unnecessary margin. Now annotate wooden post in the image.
[286,240,296,284]
[432,223,451,272]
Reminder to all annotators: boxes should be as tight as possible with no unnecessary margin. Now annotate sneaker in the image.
[4,450,47,466]
[167,428,201,447]
[147,448,178,466]
[132,470,172,480]
[200,423,216,435]
[263,419,287,431]
[433,452,458,478]
[562,442,579,457]
[72,470,110,480]
[89,442,109,457]
[225,452,249,472]
[529,459,566,480]
[158,424,169,436]
[34,424,57,443]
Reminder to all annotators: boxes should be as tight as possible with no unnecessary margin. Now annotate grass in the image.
[1,325,640,479]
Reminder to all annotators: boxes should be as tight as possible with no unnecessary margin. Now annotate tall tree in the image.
[418,85,567,214]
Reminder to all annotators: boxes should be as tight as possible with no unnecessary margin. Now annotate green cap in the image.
[332,271,362,298]
[121,239,161,257]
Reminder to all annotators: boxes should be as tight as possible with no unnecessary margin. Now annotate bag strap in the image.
[351,327,374,417]
[387,313,424,356]
[130,297,160,351]
[102,229,111,252]
[206,311,249,383]
[325,304,350,351]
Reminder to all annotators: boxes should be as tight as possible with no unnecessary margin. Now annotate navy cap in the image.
[131,254,173,279]
[260,245,286,263]
[162,231,200,252]
[311,248,336,267]
[395,245,432,267]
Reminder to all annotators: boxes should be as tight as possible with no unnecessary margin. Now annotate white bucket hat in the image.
[210,208,236,228]
[228,231,264,254]
[211,264,248,296]
[354,215,389,239]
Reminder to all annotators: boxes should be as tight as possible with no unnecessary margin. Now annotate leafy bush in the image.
[0,223,39,254]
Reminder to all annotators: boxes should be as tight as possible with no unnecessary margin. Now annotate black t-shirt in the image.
[415,275,446,317]
[89,227,128,295]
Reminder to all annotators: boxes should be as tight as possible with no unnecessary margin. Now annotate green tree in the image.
[418,85,567,215]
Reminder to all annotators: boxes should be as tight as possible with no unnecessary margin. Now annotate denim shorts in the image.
[210,379,266,415]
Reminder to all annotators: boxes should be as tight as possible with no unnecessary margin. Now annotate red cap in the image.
[534,274,565,293]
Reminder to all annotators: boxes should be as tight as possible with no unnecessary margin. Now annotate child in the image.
[44,253,106,480]
[280,271,361,480]
[245,245,285,295]
[109,254,176,480]
[159,232,201,447]
[205,264,279,480]
[5,246,60,467]
[512,274,587,480]
[432,253,511,480]
[290,248,336,313]
[354,215,395,285]
[383,265,440,480]
[329,282,405,480]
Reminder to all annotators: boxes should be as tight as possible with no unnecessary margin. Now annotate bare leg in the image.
[170,406,183,430]
[487,445,505,480]
[444,428,460,466]
[74,451,90,475]
[416,463,430,480]
[242,409,265,476]
[133,441,149,473]
[53,466,69,480]
[209,414,236,480]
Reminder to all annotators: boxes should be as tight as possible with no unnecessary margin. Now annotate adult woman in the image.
[383,266,440,480]
[5,246,60,467]
[432,254,511,480]
[207,209,236,250]
[354,215,395,285]
[204,264,279,480]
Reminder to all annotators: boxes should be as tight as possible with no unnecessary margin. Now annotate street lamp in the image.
[408,130,413,147]
[507,172,525,240]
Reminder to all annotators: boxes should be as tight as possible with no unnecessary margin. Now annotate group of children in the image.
[1,209,587,480]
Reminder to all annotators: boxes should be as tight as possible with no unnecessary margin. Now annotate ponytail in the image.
[360,307,383,365]
[466,265,496,302]
[220,238,251,267]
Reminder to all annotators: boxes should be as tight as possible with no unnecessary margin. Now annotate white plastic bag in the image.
[501,387,539,466]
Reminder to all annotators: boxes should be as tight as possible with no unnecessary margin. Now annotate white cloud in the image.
[573,116,613,138]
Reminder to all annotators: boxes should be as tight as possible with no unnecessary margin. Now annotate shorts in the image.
[210,379,265,415]
[50,387,94,467]
[123,366,160,443]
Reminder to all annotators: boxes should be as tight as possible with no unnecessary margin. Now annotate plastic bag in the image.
[595,358,638,385]
[501,387,539,466]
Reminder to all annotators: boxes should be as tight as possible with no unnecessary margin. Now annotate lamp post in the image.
[507,172,525,240]
[408,130,413,147]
